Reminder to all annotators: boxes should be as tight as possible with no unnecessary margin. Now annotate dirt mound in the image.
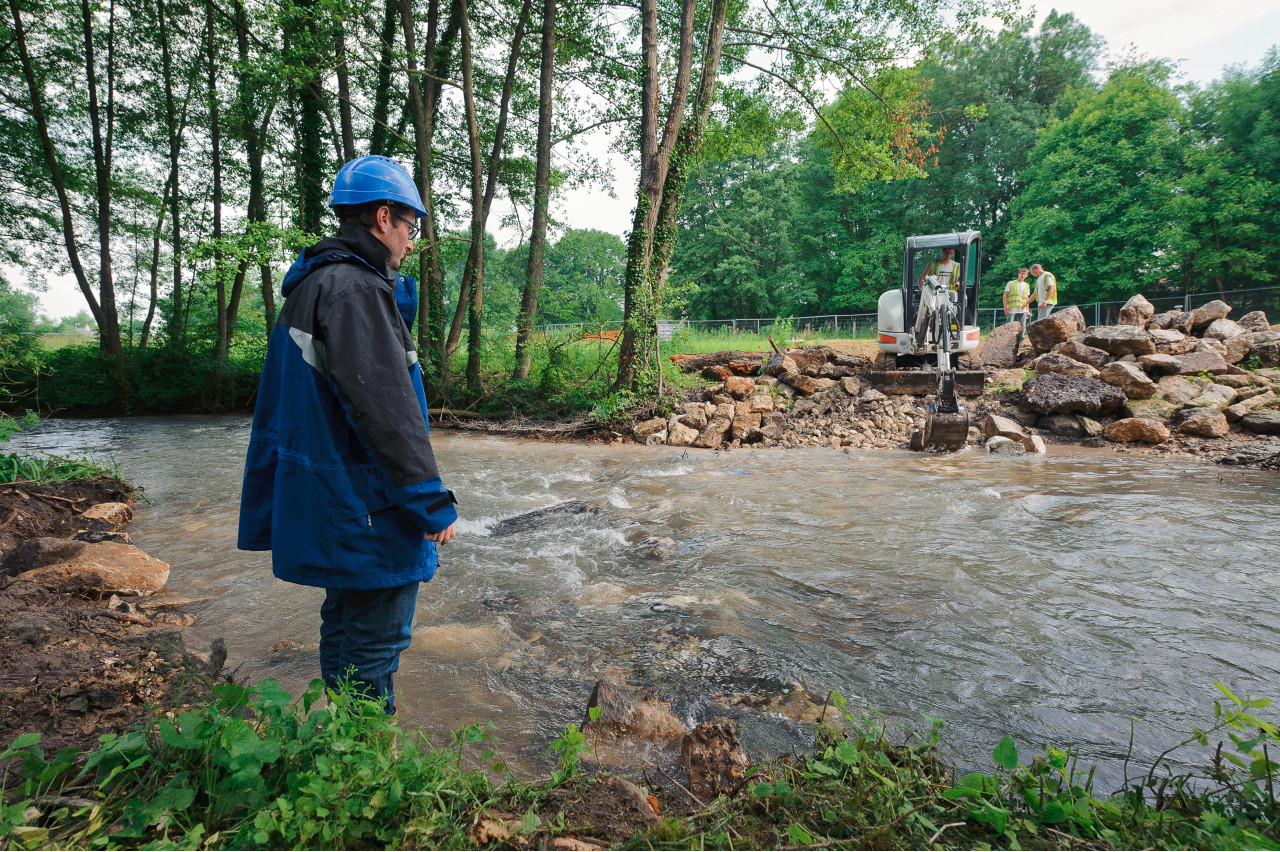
[0,476,136,552]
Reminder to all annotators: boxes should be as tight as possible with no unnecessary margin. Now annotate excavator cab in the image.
[875,231,985,451]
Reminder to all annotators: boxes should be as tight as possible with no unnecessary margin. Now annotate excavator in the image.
[874,231,985,451]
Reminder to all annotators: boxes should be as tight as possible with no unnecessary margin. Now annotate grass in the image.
[0,452,125,486]
[2,680,1276,850]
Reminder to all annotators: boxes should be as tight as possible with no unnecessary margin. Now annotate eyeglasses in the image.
[395,213,420,240]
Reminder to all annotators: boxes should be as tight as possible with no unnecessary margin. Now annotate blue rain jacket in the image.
[238,223,457,589]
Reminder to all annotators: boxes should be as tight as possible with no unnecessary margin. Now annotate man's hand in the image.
[424,522,457,545]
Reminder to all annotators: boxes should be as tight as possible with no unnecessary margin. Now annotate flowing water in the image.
[8,416,1280,786]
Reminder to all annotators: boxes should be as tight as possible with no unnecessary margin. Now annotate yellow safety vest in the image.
[1037,272,1058,305]
[924,259,958,290]
[1005,280,1030,310]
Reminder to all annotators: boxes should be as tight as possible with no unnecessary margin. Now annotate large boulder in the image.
[1203,318,1247,341]
[1241,411,1280,435]
[763,353,797,377]
[986,435,1027,455]
[1238,311,1271,333]
[583,679,688,745]
[1179,408,1229,438]
[1149,328,1187,345]
[80,502,134,531]
[1023,373,1127,416]
[1225,389,1276,422]
[1026,307,1086,354]
[666,417,699,447]
[1148,310,1179,330]
[788,348,831,376]
[1118,294,1156,327]
[1103,417,1170,444]
[10,540,169,596]
[778,372,819,396]
[731,408,762,440]
[1031,352,1100,379]
[693,417,732,448]
[1123,398,1179,422]
[1156,375,1202,404]
[1172,349,1229,375]
[1224,334,1252,365]
[981,321,1024,367]
[1098,361,1158,399]
[1139,353,1182,376]
[633,417,667,442]
[1083,325,1156,356]
[1190,299,1232,332]
[1054,341,1109,369]
[1038,414,1087,438]
[978,413,1030,444]
[1249,332,1280,367]
[1155,336,1198,356]
[1184,383,1238,410]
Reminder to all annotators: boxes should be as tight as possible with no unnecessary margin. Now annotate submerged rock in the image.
[490,501,601,536]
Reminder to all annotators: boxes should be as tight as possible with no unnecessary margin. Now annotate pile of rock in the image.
[984,297,1280,445]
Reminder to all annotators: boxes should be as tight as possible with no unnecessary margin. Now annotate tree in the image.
[1003,63,1188,305]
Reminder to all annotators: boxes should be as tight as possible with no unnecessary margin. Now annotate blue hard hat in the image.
[328,155,429,218]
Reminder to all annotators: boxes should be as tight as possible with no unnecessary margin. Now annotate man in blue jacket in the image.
[238,156,457,714]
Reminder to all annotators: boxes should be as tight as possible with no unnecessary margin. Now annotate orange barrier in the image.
[580,329,621,342]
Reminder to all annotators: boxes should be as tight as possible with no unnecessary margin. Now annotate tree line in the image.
[672,16,1280,319]
[0,0,1008,407]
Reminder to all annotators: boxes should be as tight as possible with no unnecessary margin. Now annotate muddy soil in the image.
[0,476,217,766]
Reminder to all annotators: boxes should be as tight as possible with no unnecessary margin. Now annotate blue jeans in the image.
[320,582,419,714]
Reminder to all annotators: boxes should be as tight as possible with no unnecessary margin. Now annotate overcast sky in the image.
[25,0,1280,318]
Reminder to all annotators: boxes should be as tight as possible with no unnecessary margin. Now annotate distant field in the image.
[39,333,97,351]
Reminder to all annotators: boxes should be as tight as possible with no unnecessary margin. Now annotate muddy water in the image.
[9,416,1280,785]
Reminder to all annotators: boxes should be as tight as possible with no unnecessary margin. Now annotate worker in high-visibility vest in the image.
[1003,267,1031,326]
[1030,263,1058,319]
[917,248,958,292]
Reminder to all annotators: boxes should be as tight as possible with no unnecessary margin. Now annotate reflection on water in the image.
[8,416,1280,785]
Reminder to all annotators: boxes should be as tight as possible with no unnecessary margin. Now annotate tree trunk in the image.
[370,0,397,156]
[459,0,485,390]
[158,0,184,346]
[513,0,556,380]
[616,0,698,389]
[81,0,124,361]
[233,0,276,330]
[140,173,174,350]
[290,0,326,234]
[334,19,356,161]
[207,0,228,363]
[8,0,103,334]
[446,0,532,363]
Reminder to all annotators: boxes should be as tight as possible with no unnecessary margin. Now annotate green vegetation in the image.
[2,681,1276,850]
[0,452,124,487]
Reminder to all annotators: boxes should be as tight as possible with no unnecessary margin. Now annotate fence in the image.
[535,285,1280,340]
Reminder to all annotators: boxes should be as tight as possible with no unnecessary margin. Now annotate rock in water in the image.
[682,717,751,800]
[986,436,1027,455]
[490,501,600,536]
[584,679,688,745]
[1103,418,1171,444]
[633,417,667,442]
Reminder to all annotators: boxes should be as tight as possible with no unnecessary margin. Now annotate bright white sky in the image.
[23,0,1280,319]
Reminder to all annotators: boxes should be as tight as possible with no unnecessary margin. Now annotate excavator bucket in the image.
[923,406,970,451]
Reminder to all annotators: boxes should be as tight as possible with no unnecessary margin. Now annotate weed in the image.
[0,451,124,486]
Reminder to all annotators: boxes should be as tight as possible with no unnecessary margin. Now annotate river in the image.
[7,416,1280,786]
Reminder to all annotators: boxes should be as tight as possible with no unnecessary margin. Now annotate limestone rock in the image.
[747,394,774,413]
[840,376,861,396]
[1000,403,1040,427]
[1224,334,1252,365]
[1098,361,1158,399]
[1190,299,1231,331]
[979,414,1028,442]
[1077,415,1104,437]
[859,388,887,403]
[1179,408,1229,437]
[1103,417,1170,444]
[981,321,1023,367]
[1238,311,1271,333]
[1123,398,1179,422]
[1023,373,1127,416]
[633,417,667,442]
[1031,352,1100,379]
[1172,349,1229,375]
[763,353,797,377]
[986,436,1026,455]
[1156,337,1198,356]
[1250,333,1280,367]
[1169,311,1195,335]
[1185,383,1238,410]
[693,417,731,448]
[1241,411,1280,435]
[3,537,88,577]
[1148,311,1182,331]
[1038,414,1086,438]
[1026,434,1047,454]
[731,408,762,440]
[1055,341,1110,369]
[1118,294,1155,327]
[682,718,751,800]
[988,368,1028,389]
[645,431,668,446]
[1197,337,1228,357]
[779,372,819,396]
[1139,353,1182,376]
[1203,318,1247,341]
[1026,306,1086,354]
[666,417,698,447]
[80,502,134,531]
[1149,328,1187,345]
[679,409,708,431]
[1083,325,1156,356]
[16,541,170,596]
[715,402,735,421]
[723,376,755,399]
[1224,389,1276,422]
[753,376,778,389]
